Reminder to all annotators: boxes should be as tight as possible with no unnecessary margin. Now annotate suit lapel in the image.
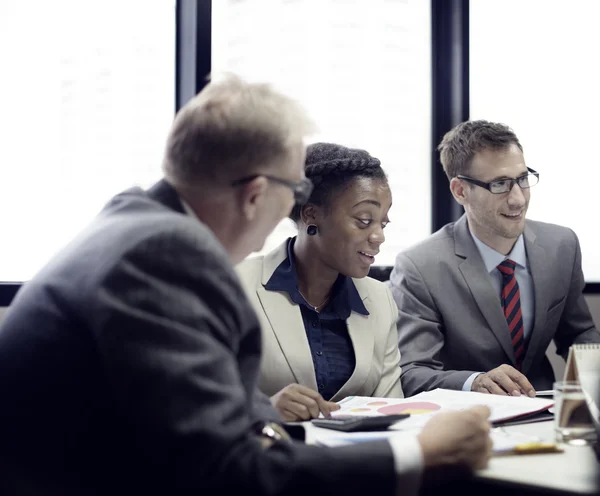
[454,216,516,364]
[257,243,318,390]
[521,225,551,374]
[330,281,374,402]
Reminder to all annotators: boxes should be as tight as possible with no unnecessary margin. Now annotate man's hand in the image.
[472,364,536,397]
[270,384,340,421]
[417,405,492,472]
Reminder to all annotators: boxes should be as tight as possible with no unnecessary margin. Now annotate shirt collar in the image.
[179,196,198,219]
[469,229,528,273]
[265,237,369,318]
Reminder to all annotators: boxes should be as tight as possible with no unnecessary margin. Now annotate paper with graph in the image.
[333,388,553,430]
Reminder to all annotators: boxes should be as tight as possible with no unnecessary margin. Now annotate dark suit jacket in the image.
[0,180,395,495]
[388,215,600,396]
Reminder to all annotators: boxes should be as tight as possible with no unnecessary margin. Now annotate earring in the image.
[306,224,318,236]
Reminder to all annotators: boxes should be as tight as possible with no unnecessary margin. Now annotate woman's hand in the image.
[270,383,340,421]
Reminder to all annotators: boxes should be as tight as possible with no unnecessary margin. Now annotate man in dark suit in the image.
[0,75,491,496]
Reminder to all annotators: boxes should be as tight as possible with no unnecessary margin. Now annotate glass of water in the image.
[554,381,597,446]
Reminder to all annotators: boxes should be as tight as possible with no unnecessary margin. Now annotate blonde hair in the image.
[163,73,317,187]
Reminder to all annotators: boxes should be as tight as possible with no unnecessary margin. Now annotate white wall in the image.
[2,295,599,382]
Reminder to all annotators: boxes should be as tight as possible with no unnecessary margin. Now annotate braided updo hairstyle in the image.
[290,142,387,222]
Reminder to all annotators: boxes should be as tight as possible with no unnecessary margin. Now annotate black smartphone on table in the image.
[311,414,410,432]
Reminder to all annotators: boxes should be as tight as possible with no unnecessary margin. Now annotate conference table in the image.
[303,419,599,495]
[476,421,598,494]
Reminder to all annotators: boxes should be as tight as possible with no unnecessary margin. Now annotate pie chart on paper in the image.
[378,402,441,415]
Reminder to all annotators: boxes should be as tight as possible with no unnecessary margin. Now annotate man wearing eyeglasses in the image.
[389,119,600,397]
[0,76,493,495]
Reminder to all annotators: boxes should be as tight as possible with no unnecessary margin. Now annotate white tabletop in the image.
[478,421,598,494]
[303,420,599,494]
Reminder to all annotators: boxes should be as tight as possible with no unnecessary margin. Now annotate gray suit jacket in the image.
[388,215,600,396]
[0,180,396,496]
[236,241,403,402]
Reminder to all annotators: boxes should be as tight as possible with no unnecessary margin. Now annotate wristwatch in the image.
[254,421,291,448]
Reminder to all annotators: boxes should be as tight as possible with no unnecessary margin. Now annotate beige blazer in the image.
[236,240,403,402]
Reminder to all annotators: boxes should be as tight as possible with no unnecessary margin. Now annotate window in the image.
[0,0,176,281]
[212,0,431,266]
[470,0,600,281]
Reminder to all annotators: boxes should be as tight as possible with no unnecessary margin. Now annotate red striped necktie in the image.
[497,259,526,369]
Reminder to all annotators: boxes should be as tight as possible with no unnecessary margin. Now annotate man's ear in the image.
[449,177,468,206]
[300,204,319,226]
[239,176,268,221]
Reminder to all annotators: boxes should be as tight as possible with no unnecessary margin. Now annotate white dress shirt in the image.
[462,231,535,391]
[179,197,197,218]
[177,193,425,494]
[388,436,424,495]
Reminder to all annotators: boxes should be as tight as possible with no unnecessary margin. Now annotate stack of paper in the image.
[308,388,554,453]
[331,388,554,431]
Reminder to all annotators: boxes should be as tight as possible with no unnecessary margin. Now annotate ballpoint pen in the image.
[493,442,564,456]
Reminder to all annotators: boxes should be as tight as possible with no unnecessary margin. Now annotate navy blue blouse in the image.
[264,238,369,400]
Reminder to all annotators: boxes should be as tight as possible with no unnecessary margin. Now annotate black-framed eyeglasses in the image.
[231,174,314,205]
[457,167,540,194]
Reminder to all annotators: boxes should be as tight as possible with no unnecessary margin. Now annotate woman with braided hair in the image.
[237,142,403,422]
